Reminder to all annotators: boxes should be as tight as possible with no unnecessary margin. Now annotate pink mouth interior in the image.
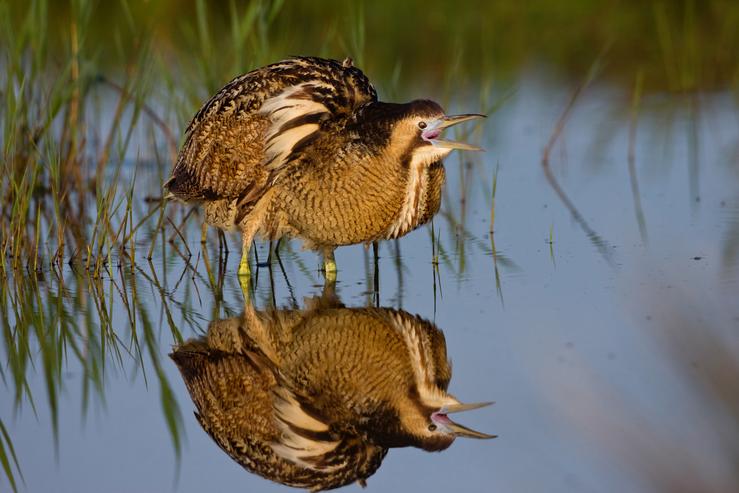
[431,412,452,425]
[422,129,442,141]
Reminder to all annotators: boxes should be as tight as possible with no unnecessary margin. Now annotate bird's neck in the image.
[376,145,446,239]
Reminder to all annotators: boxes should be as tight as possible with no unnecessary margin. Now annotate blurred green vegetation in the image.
[3,0,735,268]
[0,252,228,491]
[0,3,737,491]
[3,0,738,92]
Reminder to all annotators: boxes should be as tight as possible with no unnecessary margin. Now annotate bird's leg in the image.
[200,222,208,244]
[267,240,274,265]
[320,277,340,307]
[273,238,283,263]
[236,196,268,283]
[218,229,228,254]
[201,240,217,291]
[238,233,253,304]
[239,273,251,305]
[238,233,252,277]
[372,241,379,305]
[323,247,337,282]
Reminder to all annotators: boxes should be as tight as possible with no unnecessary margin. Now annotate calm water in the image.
[2,74,738,493]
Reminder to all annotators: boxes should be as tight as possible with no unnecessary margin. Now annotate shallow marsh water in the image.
[1,72,738,493]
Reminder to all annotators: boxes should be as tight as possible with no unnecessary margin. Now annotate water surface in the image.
[2,74,738,493]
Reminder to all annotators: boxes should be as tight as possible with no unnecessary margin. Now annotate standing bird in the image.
[165,56,483,277]
[170,290,495,491]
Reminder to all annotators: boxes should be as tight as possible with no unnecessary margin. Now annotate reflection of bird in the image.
[165,56,483,278]
[171,338,387,491]
[170,293,494,491]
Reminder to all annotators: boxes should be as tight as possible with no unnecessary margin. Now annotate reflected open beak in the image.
[444,401,495,413]
[422,114,486,151]
[432,401,497,439]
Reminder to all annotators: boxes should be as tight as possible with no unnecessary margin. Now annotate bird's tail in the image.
[162,176,179,201]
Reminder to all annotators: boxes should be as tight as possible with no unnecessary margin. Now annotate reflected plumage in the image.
[164,56,483,277]
[170,291,494,491]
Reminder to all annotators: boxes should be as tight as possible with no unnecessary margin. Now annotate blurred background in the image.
[1,1,738,492]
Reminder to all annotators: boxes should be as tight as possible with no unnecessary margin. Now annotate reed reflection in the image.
[170,288,495,491]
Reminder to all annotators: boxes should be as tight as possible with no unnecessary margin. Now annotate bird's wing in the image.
[166,57,377,204]
[270,384,343,472]
[271,383,388,484]
[259,82,336,172]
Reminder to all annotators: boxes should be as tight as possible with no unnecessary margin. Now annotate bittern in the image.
[170,292,495,491]
[165,56,483,278]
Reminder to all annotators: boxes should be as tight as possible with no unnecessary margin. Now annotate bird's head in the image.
[356,100,484,167]
[397,394,496,452]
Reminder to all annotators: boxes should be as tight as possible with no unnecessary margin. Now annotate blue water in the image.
[2,76,738,493]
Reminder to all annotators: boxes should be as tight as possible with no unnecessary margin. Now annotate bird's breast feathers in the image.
[384,152,435,239]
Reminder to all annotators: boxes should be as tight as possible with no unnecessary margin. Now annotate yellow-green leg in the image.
[323,247,337,282]
[236,213,263,276]
[201,222,208,244]
[239,273,251,304]
[238,236,251,277]
[238,234,252,302]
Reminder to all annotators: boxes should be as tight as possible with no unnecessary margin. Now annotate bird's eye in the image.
[428,424,437,432]
[418,121,427,129]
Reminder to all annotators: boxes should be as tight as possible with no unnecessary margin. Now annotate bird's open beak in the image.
[444,420,498,439]
[431,401,497,439]
[422,114,486,151]
[444,401,495,413]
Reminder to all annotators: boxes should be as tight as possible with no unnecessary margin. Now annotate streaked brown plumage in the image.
[170,291,495,491]
[165,56,483,276]
[170,338,387,491]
